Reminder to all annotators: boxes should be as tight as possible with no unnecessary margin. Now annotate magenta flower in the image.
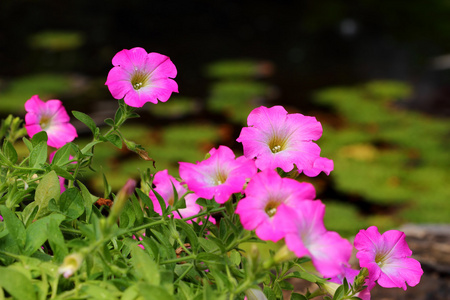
[237,106,330,174]
[278,200,352,277]
[235,169,316,242]
[149,170,201,219]
[179,146,257,204]
[354,226,423,290]
[302,157,334,177]
[25,95,78,148]
[105,47,178,107]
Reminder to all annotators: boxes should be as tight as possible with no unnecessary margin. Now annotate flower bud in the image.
[58,253,83,278]
[107,179,137,227]
[244,288,268,300]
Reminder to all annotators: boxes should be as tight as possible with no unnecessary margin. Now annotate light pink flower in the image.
[105,47,178,107]
[24,95,78,148]
[302,157,334,177]
[149,170,201,219]
[328,267,371,300]
[237,106,332,175]
[179,146,257,204]
[354,226,423,290]
[235,169,316,242]
[278,200,352,277]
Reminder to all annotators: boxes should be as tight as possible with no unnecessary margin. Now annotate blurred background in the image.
[1,1,449,298]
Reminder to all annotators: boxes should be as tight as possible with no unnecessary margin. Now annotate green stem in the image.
[160,255,196,265]
[173,264,194,285]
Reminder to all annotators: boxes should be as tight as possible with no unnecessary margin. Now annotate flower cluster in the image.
[14,47,423,299]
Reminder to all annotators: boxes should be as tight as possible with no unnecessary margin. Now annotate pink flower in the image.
[278,200,352,277]
[105,47,178,107]
[179,146,257,204]
[149,170,201,219]
[354,226,423,290]
[237,106,332,175]
[235,169,316,242]
[24,95,78,148]
[302,157,334,177]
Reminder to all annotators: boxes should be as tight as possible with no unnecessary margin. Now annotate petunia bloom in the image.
[179,146,257,204]
[235,169,316,242]
[149,169,200,219]
[277,200,352,277]
[237,105,332,175]
[354,226,423,290]
[25,95,78,148]
[105,47,178,107]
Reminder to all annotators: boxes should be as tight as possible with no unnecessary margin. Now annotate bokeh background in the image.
[1,1,449,298]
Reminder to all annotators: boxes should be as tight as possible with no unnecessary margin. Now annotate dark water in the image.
[2,0,450,115]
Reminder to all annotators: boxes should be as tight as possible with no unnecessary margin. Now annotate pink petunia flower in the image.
[105,47,178,107]
[235,169,316,242]
[24,95,78,148]
[354,226,423,290]
[277,200,352,277]
[179,146,257,204]
[237,106,332,175]
[149,170,201,219]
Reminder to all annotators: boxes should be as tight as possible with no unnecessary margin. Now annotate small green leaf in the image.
[0,205,26,249]
[29,140,47,168]
[0,266,37,300]
[175,219,199,252]
[196,252,224,264]
[50,142,72,166]
[72,110,97,134]
[105,133,122,148]
[332,285,345,300]
[290,293,308,300]
[22,137,33,152]
[31,131,48,146]
[35,171,60,216]
[131,244,160,285]
[24,213,65,255]
[59,187,85,220]
[229,249,241,266]
[2,140,18,164]
[137,282,174,300]
[104,118,115,127]
[47,218,68,262]
[77,180,98,222]
[52,164,75,180]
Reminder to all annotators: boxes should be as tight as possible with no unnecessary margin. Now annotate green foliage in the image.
[315,80,450,231]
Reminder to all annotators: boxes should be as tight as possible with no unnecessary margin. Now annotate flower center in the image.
[131,70,151,90]
[39,115,52,130]
[375,252,387,266]
[264,200,281,218]
[268,135,287,154]
[214,171,228,186]
[168,197,174,206]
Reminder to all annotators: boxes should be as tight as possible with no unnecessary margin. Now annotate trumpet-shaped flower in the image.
[25,95,78,148]
[105,47,178,107]
[354,226,423,290]
[235,169,316,242]
[237,106,329,174]
[149,169,200,219]
[179,146,257,204]
[278,200,352,277]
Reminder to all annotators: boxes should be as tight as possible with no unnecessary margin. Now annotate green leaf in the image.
[2,140,18,164]
[0,266,37,300]
[59,187,85,220]
[229,249,241,266]
[0,205,26,250]
[105,133,122,148]
[72,110,97,134]
[332,285,345,300]
[290,293,308,300]
[77,180,98,222]
[52,164,75,180]
[22,137,33,152]
[50,142,72,166]
[35,171,60,217]
[137,282,174,300]
[175,219,199,252]
[150,187,168,216]
[29,140,47,168]
[104,118,115,127]
[136,188,154,214]
[24,213,65,255]
[196,252,224,264]
[47,218,68,262]
[31,131,48,146]
[131,244,160,285]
